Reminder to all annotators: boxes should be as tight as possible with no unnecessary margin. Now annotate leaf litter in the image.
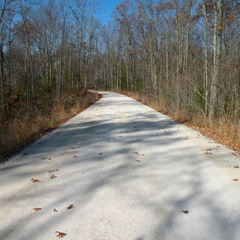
[49,169,59,173]
[31,178,39,183]
[33,208,41,211]
[133,152,145,156]
[56,231,67,238]
[66,204,74,209]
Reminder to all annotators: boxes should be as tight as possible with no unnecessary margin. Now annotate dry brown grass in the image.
[0,91,101,163]
[122,91,240,153]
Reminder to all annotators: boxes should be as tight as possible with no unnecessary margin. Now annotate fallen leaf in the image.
[50,175,56,179]
[48,158,52,160]
[31,178,39,183]
[66,204,74,209]
[33,208,41,211]
[233,166,239,168]
[133,152,145,156]
[232,153,237,157]
[135,160,141,162]
[206,149,211,151]
[49,169,58,173]
[182,210,189,214]
[56,231,67,238]
[204,152,212,155]
[53,208,58,212]
[233,179,239,181]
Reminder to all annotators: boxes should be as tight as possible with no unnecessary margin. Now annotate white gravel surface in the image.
[0,91,240,240]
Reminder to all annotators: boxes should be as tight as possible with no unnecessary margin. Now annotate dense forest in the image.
[0,0,239,158]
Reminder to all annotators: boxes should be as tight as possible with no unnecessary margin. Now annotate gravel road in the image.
[0,91,240,240]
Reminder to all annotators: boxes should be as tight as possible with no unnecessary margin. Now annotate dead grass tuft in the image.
[123,91,240,153]
[0,91,100,163]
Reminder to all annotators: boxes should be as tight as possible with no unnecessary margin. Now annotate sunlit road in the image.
[1,91,240,240]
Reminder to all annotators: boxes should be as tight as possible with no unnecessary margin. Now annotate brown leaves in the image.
[49,169,58,173]
[31,178,39,183]
[182,210,189,214]
[204,149,212,155]
[50,175,56,179]
[53,208,58,212]
[204,152,212,155]
[66,204,74,209]
[233,179,239,181]
[33,208,41,211]
[42,157,52,160]
[56,231,67,238]
[133,152,145,156]
[233,166,239,168]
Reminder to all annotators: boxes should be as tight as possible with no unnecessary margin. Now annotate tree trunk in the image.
[209,0,223,118]
[202,0,209,115]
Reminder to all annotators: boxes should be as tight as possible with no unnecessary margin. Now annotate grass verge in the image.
[122,91,240,154]
[0,91,101,163]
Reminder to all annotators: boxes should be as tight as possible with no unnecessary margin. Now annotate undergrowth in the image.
[0,91,101,163]
[123,91,240,154]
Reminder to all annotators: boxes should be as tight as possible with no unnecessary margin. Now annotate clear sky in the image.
[95,0,122,24]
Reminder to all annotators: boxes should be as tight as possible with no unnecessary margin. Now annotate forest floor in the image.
[1,91,240,240]
[122,91,240,155]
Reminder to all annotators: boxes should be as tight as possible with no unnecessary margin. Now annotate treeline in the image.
[0,0,239,139]
[101,0,240,122]
[0,0,99,116]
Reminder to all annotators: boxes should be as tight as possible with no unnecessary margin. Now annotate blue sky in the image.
[95,0,122,24]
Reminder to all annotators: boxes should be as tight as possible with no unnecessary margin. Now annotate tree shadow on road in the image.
[1,93,240,240]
